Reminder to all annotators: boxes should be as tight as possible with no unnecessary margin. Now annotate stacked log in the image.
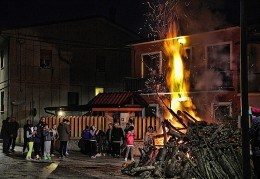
[121,121,243,178]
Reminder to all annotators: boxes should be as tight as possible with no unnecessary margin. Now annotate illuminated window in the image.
[95,87,104,96]
[141,51,162,78]
[0,50,4,69]
[40,49,52,69]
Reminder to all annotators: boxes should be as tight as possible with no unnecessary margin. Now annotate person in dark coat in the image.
[36,117,46,157]
[79,125,91,155]
[23,119,32,154]
[106,123,113,156]
[250,113,260,178]
[111,122,124,157]
[1,117,11,154]
[57,119,70,158]
[9,117,19,152]
[89,126,97,158]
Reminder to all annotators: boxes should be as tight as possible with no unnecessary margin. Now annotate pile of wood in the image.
[121,120,242,179]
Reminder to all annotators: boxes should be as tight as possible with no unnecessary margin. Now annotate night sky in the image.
[0,0,259,36]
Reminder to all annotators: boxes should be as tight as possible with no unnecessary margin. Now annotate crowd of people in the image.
[78,119,156,162]
[1,116,157,162]
[1,117,71,161]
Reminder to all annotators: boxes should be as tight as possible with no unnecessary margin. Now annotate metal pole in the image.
[240,0,251,178]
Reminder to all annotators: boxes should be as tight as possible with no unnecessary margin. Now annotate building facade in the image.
[130,27,260,122]
[0,17,139,126]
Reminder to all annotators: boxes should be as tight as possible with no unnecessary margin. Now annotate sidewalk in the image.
[0,143,132,178]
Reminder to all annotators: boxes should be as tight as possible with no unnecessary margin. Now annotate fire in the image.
[154,24,200,146]
[163,23,200,124]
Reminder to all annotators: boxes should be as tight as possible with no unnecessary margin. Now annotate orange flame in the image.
[154,24,200,146]
[164,23,200,122]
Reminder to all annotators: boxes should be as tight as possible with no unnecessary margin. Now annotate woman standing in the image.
[50,124,59,156]
[26,125,36,160]
[43,124,52,160]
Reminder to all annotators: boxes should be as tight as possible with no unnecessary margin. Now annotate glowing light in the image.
[57,110,65,116]
[177,37,186,45]
[95,87,104,96]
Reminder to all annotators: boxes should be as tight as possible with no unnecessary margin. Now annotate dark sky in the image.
[0,0,259,35]
[0,0,144,32]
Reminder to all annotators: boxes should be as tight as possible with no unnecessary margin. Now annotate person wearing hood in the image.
[57,119,70,158]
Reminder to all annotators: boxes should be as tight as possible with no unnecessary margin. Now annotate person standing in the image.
[111,122,124,157]
[26,125,36,160]
[124,126,135,161]
[33,126,42,160]
[250,113,260,178]
[1,117,11,154]
[89,125,97,158]
[106,123,113,156]
[43,124,52,160]
[36,117,46,157]
[144,126,155,152]
[9,117,20,152]
[80,125,91,155]
[50,124,59,156]
[23,120,32,154]
[57,119,70,158]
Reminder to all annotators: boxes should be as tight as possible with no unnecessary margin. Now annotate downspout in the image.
[7,35,11,118]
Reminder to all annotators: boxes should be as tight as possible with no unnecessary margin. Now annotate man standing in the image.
[1,117,11,154]
[111,122,124,157]
[57,119,70,158]
[36,117,46,157]
[9,117,19,152]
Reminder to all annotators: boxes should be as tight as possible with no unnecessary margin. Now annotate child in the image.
[124,126,135,161]
[43,124,52,160]
[144,126,155,152]
[50,124,59,156]
[26,126,36,160]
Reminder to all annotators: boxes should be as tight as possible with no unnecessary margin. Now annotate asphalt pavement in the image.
[0,144,131,178]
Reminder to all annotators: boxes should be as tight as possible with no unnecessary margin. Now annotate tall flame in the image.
[163,24,200,127]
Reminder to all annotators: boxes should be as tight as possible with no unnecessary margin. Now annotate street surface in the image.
[0,144,131,178]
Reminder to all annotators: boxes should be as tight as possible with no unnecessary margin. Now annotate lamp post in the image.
[240,0,251,178]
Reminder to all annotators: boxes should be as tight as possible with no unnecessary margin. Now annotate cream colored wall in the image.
[8,36,70,125]
[0,38,10,124]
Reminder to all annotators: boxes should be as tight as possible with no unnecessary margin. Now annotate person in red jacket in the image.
[124,126,135,161]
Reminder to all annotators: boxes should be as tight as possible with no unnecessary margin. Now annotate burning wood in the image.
[121,121,243,178]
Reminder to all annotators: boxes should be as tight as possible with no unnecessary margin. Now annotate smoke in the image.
[194,70,223,90]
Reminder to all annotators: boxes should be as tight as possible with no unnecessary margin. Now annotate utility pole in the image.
[240,0,251,178]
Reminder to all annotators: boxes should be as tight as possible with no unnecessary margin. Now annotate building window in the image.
[212,102,232,120]
[68,92,79,106]
[0,50,4,69]
[96,55,106,72]
[206,42,232,88]
[95,87,104,96]
[40,49,52,69]
[141,51,162,78]
[1,91,4,114]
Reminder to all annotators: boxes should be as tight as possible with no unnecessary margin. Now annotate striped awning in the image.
[89,92,148,108]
